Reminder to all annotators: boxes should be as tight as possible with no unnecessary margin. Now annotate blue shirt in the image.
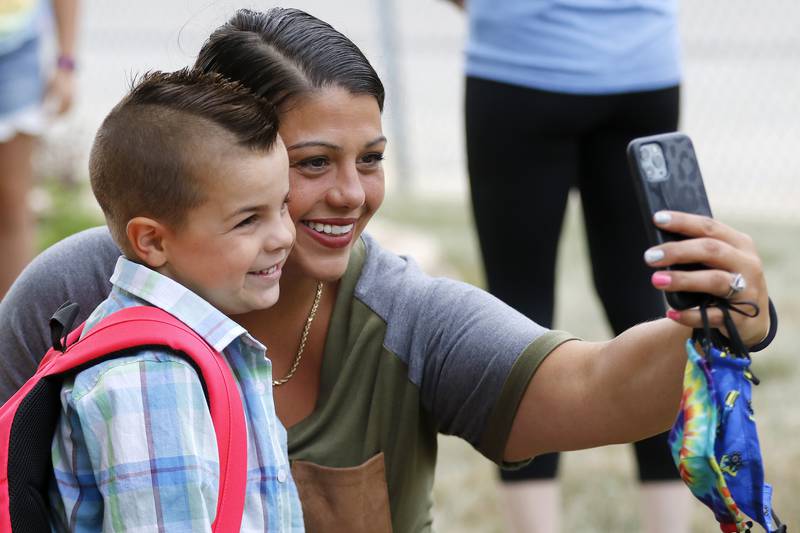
[465,0,681,94]
[50,256,304,532]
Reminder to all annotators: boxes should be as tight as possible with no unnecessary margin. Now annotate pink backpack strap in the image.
[46,306,247,532]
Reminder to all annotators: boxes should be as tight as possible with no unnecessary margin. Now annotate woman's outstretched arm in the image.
[504,211,771,461]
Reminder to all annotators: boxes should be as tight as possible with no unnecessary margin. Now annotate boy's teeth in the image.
[305,221,354,235]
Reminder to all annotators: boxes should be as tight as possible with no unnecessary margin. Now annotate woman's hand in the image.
[644,210,770,346]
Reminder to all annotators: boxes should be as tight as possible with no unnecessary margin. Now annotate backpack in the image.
[0,303,248,532]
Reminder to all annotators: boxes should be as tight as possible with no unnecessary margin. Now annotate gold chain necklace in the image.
[273,281,324,386]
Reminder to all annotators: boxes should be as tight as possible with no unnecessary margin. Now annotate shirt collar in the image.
[109,256,261,353]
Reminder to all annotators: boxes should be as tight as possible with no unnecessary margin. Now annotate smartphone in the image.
[627,132,713,310]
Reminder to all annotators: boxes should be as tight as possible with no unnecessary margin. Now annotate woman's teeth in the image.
[251,265,278,275]
[303,221,354,236]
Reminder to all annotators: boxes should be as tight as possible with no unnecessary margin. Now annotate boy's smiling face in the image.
[153,136,295,315]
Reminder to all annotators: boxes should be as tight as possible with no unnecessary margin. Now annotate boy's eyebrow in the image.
[286,136,387,151]
[226,204,262,220]
[226,188,291,220]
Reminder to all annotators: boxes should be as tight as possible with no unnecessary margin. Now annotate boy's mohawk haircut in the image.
[126,68,279,150]
[89,68,282,252]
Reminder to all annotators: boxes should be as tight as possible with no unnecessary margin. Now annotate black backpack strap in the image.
[48,302,80,353]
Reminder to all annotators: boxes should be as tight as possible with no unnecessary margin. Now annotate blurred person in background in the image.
[449,0,690,531]
[0,0,79,298]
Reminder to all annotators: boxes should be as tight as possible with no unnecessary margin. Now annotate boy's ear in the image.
[126,217,169,268]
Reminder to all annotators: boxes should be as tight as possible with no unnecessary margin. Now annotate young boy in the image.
[48,69,303,531]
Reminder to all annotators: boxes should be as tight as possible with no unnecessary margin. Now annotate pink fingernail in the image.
[666,309,681,321]
[652,273,671,287]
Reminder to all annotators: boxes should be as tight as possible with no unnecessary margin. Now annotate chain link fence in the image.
[679,1,800,221]
[379,0,800,222]
[49,1,800,221]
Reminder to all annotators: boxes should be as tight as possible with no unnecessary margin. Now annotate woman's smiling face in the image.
[280,87,386,282]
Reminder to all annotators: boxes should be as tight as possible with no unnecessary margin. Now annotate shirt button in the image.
[277,468,288,483]
[253,381,267,395]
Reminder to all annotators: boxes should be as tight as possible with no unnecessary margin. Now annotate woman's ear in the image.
[126,217,168,268]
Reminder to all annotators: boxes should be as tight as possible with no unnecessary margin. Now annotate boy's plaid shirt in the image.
[50,256,304,532]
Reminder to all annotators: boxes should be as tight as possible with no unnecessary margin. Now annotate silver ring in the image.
[725,272,746,299]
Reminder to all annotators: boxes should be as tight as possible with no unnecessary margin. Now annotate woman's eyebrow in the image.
[365,136,387,148]
[286,136,387,151]
[286,140,340,151]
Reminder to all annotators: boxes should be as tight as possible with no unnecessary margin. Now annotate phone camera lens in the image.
[638,142,671,183]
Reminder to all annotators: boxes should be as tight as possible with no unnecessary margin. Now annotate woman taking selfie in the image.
[0,8,773,532]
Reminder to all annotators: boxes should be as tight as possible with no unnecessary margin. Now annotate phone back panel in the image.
[631,133,712,221]
[627,132,713,309]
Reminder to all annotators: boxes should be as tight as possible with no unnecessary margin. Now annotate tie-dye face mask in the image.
[668,303,786,533]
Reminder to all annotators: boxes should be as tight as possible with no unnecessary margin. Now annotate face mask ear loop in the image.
[720,302,749,359]
[695,300,713,358]
[718,300,760,386]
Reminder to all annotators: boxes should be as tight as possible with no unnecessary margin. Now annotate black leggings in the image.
[465,77,681,482]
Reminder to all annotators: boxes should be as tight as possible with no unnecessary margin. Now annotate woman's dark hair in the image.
[195,8,385,112]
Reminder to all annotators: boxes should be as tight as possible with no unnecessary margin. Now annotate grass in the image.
[36,183,800,531]
[378,192,800,533]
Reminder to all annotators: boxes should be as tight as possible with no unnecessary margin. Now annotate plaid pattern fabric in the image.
[50,256,303,532]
